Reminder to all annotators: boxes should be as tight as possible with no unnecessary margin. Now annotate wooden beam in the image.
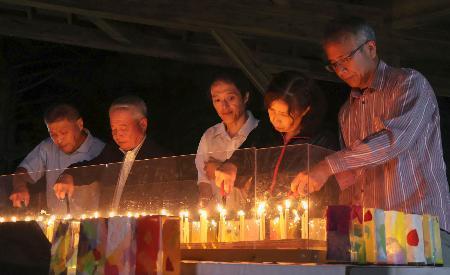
[392,8,450,30]
[88,17,131,44]
[1,0,448,62]
[212,29,270,94]
[0,0,383,43]
[0,14,336,82]
[392,0,450,30]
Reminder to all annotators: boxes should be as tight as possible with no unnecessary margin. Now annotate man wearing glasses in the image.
[291,16,449,266]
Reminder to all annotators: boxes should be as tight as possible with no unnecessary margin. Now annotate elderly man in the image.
[9,104,105,213]
[53,95,169,212]
[291,16,450,265]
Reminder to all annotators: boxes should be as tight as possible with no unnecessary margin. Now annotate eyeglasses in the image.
[325,40,370,72]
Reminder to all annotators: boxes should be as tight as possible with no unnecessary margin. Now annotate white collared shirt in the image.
[195,111,259,185]
[110,136,146,211]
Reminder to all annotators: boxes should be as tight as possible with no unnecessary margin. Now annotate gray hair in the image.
[322,16,376,46]
[109,95,148,119]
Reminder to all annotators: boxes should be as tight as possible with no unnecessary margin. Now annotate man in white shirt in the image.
[196,73,259,210]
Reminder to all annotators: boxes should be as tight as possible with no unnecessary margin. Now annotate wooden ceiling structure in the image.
[0,0,448,96]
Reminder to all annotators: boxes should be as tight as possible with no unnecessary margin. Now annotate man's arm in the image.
[9,141,48,207]
[195,134,216,204]
[53,145,109,199]
[326,71,435,174]
[9,167,33,207]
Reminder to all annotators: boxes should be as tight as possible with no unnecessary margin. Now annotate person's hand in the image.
[198,182,213,208]
[53,174,74,200]
[9,189,30,208]
[291,160,333,197]
[204,158,222,181]
[215,162,237,195]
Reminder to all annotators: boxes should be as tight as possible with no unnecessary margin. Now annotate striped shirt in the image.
[326,60,450,231]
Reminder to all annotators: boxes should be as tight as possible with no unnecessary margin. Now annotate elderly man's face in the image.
[323,34,376,89]
[109,109,147,151]
[47,118,84,154]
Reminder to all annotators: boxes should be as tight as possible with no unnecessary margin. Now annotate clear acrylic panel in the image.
[0,144,342,263]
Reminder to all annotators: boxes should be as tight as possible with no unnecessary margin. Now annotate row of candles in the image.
[0,200,326,243]
[178,200,325,243]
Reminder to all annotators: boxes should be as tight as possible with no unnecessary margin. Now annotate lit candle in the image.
[24,216,31,222]
[46,216,56,242]
[278,205,286,239]
[284,200,291,239]
[93,212,99,219]
[209,219,218,243]
[199,209,208,243]
[80,214,87,220]
[11,216,17,222]
[217,205,227,242]
[0,217,5,223]
[127,211,133,217]
[160,209,168,216]
[237,210,245,241]
[301,200,309,239]
[109,211,116,218]
[179,211,185,242]
[257,202,266,241]
[183,211,189,243]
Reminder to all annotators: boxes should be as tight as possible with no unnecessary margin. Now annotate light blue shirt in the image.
[19,129,105,213]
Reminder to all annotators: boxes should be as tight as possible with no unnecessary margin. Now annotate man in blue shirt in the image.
[9,104,105,214]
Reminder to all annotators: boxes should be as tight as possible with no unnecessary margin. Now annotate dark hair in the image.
[44,104,81,124]
[322,16,376,46]
[265,71,327,135]
[209,71,252,99]
[110,95,147,119]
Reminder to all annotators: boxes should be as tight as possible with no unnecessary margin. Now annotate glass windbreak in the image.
[0,144,340,260]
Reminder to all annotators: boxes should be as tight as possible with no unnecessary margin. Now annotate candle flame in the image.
[24,216,31,222]
[80,214,87,220]
[284,199,291,209]
[0,217,4,223]
[199,209,207,217]
[127,211,133,217]
[211,219,217,227]
[257,202,266,215]
[277,205,283,213]
[94,212,99,218]
[179,210,189,218]
[64,214,72,220]
[160,209,168,216]
[237,210,245,217]
[11,216,17,222]
[109,211,116,217]
[301,200,308,210]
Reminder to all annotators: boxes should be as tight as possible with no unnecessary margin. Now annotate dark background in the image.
[0,37,448,183]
